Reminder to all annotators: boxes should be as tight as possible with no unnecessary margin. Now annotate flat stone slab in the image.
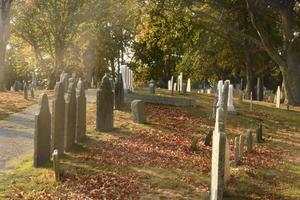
[125,92,197,107]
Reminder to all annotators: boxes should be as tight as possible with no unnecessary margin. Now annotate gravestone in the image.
[96,74,114,132]
[51,82,65,156]
[114,74,124,110]
[216,80,223,107]
[76,81,86,142]
[131,100,147,124]
[210,108,227,200]
[187,78,191,92]
[239,135,244,158]
[34,93,51,167]
[52,150,60,182]
[256,123,263,143]
[276,86,281,108]
[238,90,243,104]
[234,136,240,165]
[173,83,177,91]
[65,81,77,151]
[221,81,229,124]
[149,79,155,95]
[247,130,253,153]
[204,129,213,146]
[227,84,235,113]
[31,71,37,90]
[23,82,28,100]
[60,72,69,92]
[170,76,174,91]
[168,80,171,90]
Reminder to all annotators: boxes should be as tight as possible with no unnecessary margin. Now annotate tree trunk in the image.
[0,0,12,91]
[256,76,264,101]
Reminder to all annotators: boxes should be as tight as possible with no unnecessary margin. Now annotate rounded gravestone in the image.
[131,100,147,124]
[96,74,114,132]
[114,74,124,110]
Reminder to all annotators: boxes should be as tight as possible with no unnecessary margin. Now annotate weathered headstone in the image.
[131,100,147,124]
[227,84,235,113]
[173,83,177,91]
[23,82,28,100]
[114,74,124,110]
[256,123,263,143]
[149,79,155,95]
[239,135,244,158]
[187,78,191,92]
[76,81,87,142]
[64,81,77,151]
[204,129,213,146]
[276,86,281,108]
[96,74,114,132]
[52,150,60,182]
[221,80,229,124]
[51,82,65,156]
[246,130,253,153]
[234,137,240,165]
[216,80,223,107]
[210,108,227,200]
[34,93,51,167]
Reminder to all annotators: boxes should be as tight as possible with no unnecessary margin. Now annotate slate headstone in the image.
[51,82,65,156]
[131,100,147,124]
[76,81,87,142]
[52,150,60,182]
[114,74,124,110]
[34,93,51,167]
[64,81,77,151]
[96,74,114,132]
[239,135,244,159]
[23,82,28,100]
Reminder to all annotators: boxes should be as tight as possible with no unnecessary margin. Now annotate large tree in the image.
[0,0,13,90]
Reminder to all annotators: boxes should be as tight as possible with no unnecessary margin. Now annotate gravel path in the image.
[0,89,96,170]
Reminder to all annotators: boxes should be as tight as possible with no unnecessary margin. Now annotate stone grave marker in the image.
[114,74,124,110]
[246,130,253,153]
[227,84,235,113]
[234,136,240,165]
[76,80,86,142]
[64,81,77,151]
[204,129,213,146]
[239,135,244,158]
[52,150,60,182]
[187,78,191,92]
[256,123,263,143]
[34,93,51,167]
[210,108,227,200]
[276,86,281,108]
[96,74,114,132]
[51,82,65,156]
[131,100,147,124]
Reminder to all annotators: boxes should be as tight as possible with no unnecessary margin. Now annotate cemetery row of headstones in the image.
[210,79,265,200]
[34,77,86,168]
[167,73,192,93]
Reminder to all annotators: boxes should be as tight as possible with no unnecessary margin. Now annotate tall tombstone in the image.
[239,135,244,158]
[180,72,183,92]
[34,93,51,167]
[246,130,253,153]
[276,86,281,108]
[210,108,227,200]
[168,80,171,90]
[51,82,65,156]
[256,123,263,143]
[114,74,124,110]
[173,83,177,91]
[23,82,28,100]
[216,80,224,107]
[96,74,114,132]
[187,78,191,92]
[221,81,229,124]
[76,80,87,142]
[64,81,77,151]
[227,84,235,113]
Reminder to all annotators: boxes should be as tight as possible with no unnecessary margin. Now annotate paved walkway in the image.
[0,90,96,170]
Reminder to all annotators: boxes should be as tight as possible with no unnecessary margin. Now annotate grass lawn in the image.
[0,90,53,120]
[0,88,299,199]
